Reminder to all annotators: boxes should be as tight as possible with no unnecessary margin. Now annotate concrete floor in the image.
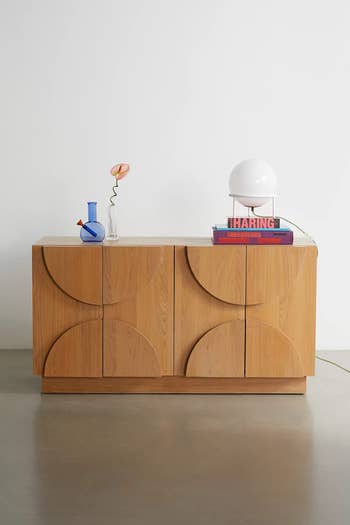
[0,351,350,525]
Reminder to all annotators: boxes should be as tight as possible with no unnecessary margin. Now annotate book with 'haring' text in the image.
[227,217,280,229]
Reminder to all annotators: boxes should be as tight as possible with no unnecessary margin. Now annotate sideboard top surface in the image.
[34,236,316,247]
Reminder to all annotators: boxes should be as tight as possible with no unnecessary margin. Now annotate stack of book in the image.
[212,216,293,245]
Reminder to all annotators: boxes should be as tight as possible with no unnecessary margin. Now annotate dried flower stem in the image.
[109,178,119,206]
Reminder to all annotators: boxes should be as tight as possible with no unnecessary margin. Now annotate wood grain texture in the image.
[35,237,216,247]
[104,246,173,376]
[186,320,245,377]
[246,246,317,377]
[103,320,161,377]
[42,376,307,394]
[33,239,317,388]
[174,247,245,375]
[44,320,102,377]
[186,246,246,305]
[246,245,306,305]
[103,246,162,304]
[43,246,102,305]
[35,236,316,247]
[246,319,303,377]
[32,247,102,375]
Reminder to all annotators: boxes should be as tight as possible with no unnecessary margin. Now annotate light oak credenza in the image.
[32,237,317,394]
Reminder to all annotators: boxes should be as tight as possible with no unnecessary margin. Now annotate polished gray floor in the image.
[0,350,350,524]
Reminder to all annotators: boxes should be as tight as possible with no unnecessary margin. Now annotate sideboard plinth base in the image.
[42,376,306,394]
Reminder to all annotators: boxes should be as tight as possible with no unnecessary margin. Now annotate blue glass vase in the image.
[80,202,105,242]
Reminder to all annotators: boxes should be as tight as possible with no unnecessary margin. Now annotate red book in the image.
[212,229,293,245]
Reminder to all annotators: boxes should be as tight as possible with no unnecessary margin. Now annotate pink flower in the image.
[110,163,130,180]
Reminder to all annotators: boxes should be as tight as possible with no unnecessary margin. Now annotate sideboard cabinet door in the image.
[174,246,246,377]
[245,245,317,377]
[103,246,174,377]
[32,246,103,376]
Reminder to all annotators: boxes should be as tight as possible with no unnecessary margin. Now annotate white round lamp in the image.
[229,159,277,213]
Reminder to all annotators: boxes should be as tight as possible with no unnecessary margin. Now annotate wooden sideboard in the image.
[32,237,317,394]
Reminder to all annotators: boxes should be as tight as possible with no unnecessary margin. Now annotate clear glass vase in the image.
[107,204,119,239]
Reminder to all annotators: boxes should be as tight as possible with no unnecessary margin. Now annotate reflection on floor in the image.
[0,349,349,525]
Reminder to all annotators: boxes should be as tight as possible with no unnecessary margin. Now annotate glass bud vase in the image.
[107,204,118,240]
[80,201,105,242]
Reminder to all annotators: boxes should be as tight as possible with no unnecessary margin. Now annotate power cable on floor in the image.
[316,355,350,374]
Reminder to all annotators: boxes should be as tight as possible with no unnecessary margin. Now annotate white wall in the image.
[0,0,349,349]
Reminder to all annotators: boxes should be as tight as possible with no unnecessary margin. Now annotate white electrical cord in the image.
[316,355,350,374]
[250,207,312,239]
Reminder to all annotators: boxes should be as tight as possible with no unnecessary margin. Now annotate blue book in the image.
[214,225,290,232]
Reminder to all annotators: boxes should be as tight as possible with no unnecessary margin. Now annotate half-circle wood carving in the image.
[103,319,161,377]
[186,320,245,377]
[43,246,102,305]
[246,246,306,305]
[245,319,304,377]
[103,247,163,305]
[186,246,246,305]
[44,320,102,377]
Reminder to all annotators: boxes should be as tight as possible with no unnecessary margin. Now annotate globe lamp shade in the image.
[229,159,277,208]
